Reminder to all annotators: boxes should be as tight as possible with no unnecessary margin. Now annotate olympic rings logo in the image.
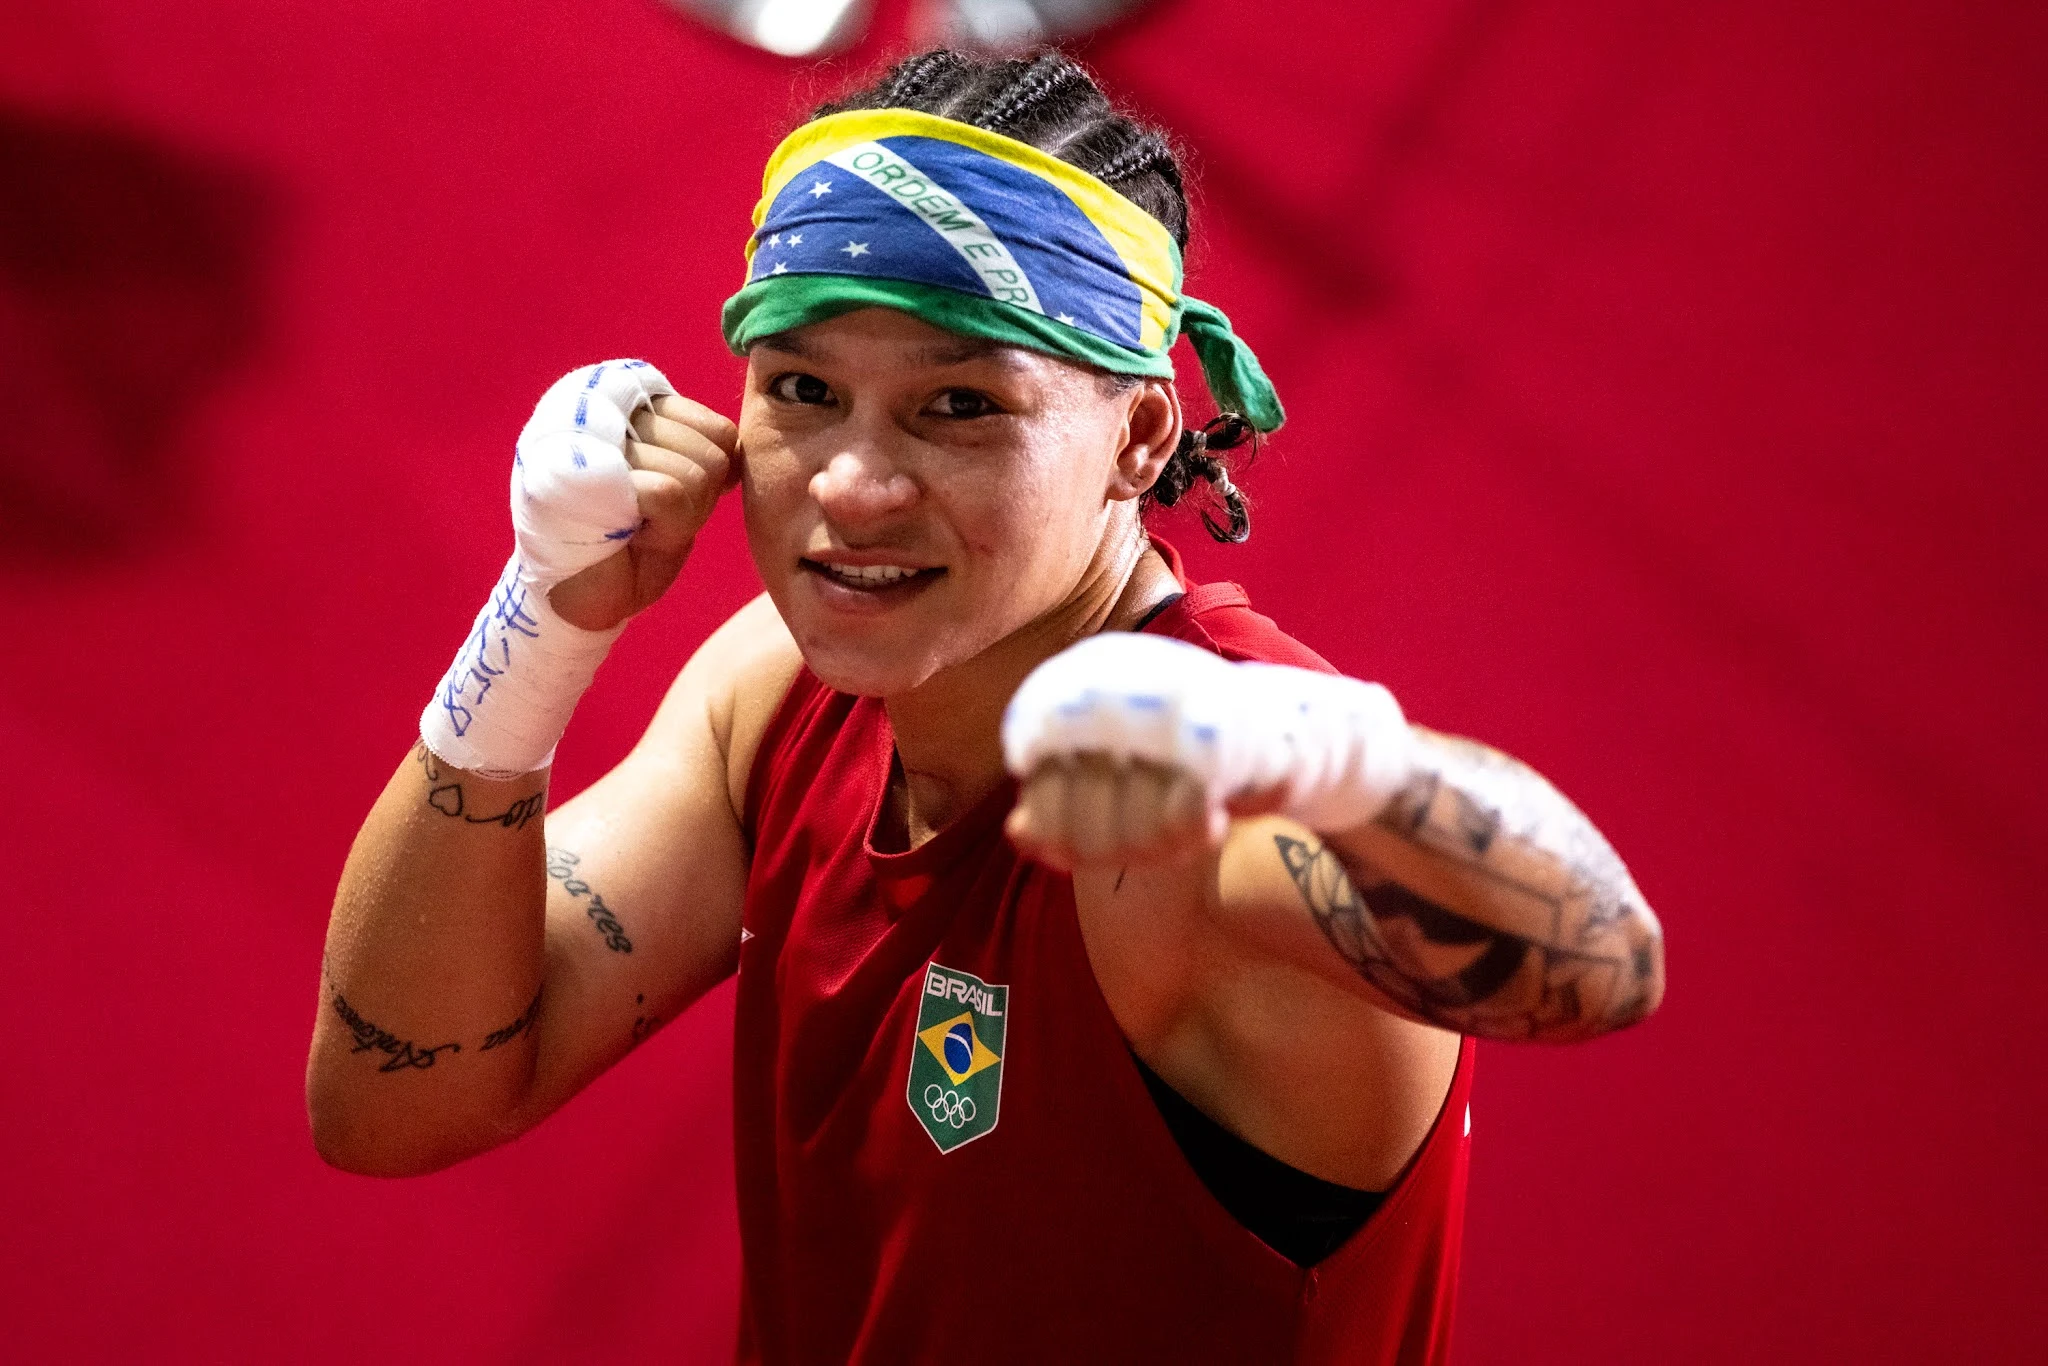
[923,1083,977,1128]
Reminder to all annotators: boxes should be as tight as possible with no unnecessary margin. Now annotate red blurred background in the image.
[2,0,2043,1360]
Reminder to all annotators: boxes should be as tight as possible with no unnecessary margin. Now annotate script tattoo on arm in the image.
[1278,730,1664,1042]
[329,989,463,1073]
[546,846,633,953]
[479,988,541,1052]
[411,741,547,832]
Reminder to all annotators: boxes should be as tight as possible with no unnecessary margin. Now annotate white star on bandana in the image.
[771,262,789,275]
[787,232,803,245]
[766,232,780,247]
[841,241,870,257]
[809,180,833,198]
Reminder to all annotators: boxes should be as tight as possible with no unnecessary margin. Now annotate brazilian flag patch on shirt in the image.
[908,962,1008,1153]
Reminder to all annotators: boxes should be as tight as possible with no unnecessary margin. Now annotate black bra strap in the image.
[1129,591,1187,634]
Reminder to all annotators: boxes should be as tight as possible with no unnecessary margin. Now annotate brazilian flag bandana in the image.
[720,109,1285,433]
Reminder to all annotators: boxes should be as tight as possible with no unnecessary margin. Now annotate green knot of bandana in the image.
[1175,296,1285,434]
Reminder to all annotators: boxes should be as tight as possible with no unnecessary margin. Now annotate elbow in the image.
[309,1111,430,1180]
[310,1122,397,1178]
[305,1072,494,1179]
[307,1092,433,1179]
[308,1108,484,1179]
[1533,910,1664,1045]
[1601,911,1667,1036]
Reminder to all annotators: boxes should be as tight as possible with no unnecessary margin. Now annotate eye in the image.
[768,372,834,405]
[926,388,1004,419]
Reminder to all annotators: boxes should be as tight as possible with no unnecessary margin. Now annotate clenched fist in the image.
[1000,633,1416,871]
[1005,753,1285,873]
[511,361,740,634]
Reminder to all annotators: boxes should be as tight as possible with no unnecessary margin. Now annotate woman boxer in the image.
[310,49,1663,1365]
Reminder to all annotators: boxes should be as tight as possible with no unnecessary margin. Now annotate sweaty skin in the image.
[310,308,1662,1188]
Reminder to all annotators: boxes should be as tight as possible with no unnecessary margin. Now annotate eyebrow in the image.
[910,338,1008,367]
[749,331,1017,369]
[751,331,815,358]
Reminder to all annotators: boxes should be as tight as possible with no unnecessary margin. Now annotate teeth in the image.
[824,562,919,586]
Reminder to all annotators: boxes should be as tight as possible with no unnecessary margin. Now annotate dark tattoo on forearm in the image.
[411,741,547,831]
[1276,733,1661,1040]
[479,988,541,1052]
[630,992,662,1046]
[546,846,633,953]
[330,990,462,1072]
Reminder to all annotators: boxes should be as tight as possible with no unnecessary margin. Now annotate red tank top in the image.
[735,556,1475,1366]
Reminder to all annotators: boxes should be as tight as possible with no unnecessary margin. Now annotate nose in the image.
[809,445,919,528]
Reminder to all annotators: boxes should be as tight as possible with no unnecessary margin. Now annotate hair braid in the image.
[881,49,972,108]
[815,49,1187,249]
[972,52,1088,136]
[1094,131,1174,191]
[1147,416,1254,543]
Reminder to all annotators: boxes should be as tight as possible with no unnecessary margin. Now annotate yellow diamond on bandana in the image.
[918,1011,1001,1086]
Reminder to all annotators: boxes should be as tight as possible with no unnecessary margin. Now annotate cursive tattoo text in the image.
[479,988,541,1052]
[330,990,462,1073]
[546,846,633,953]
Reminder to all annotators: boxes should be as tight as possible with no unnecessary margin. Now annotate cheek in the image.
[952,439,1106,580]
[737,403,805,500]
[736,427,813,559]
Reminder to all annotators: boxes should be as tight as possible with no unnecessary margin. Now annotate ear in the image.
[1105,379,1182,503]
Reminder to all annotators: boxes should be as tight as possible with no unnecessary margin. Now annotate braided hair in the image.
[814,49,1254,543]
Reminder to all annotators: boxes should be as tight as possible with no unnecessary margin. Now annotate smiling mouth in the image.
[800,559,947,592]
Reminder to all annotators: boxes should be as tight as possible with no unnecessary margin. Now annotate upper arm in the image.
[514,593,801,1124]
[1073,823,1460,1191]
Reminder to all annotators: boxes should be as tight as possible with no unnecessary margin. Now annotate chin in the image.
[797,635,940,698]
[766,592,940,698]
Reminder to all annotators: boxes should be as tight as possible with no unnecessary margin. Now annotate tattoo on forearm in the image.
[412,742,546,831]
[1276,732,1661,1040]
[631,992,662,1046]
[546,846,633,953]
[330,990,462,1072]
[479,988,541,1052]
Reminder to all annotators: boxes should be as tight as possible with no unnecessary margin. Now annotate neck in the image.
[882,520,1177,848]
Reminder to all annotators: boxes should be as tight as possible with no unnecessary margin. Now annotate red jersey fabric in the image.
[734,549,1476,1365]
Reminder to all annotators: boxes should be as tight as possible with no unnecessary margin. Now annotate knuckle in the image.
[653,394,740,448]
[1073,751,1119,781]
[685,438,733,477]
[637,471,687,506]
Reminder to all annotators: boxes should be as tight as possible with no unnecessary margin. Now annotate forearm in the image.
[308,742,550,1174]
[1000,631,1665,1041]
[1280,727,1664,1041]
[308,362,744,1173]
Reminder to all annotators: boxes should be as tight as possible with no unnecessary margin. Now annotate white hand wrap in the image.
[418,360,675,779]
[1002,633,1418,833]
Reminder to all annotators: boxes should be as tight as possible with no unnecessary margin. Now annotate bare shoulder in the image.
[706,593,805,819]
[630,592,804,821]
[547,593,800,878]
